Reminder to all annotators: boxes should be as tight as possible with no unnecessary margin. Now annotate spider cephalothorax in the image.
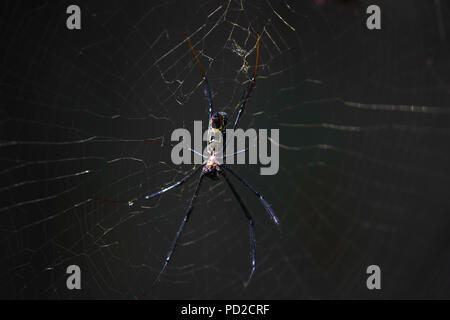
[208,111,228,146]
[211,111,227,130]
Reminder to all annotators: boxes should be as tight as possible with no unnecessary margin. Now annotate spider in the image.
[95,33,279,287]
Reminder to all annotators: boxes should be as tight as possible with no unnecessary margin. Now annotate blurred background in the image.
[1,0,450,299]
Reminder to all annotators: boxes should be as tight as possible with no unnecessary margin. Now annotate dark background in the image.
[1,0,450,299]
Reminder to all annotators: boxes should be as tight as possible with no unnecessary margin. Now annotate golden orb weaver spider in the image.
[94,33,279,287]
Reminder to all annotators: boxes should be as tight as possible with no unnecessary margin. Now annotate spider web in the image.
[1,0,450,299]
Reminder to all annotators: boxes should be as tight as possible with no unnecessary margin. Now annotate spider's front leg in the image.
[185,35,214,135]
[232,33,260,131]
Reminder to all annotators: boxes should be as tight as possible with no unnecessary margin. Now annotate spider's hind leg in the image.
[153,173,205,283]
[221,170,256,287]
[223,165,279,228]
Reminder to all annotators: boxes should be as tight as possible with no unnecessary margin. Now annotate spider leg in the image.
[222,170,256,287]
[219,147,249,160]
[232,33,260,131]
[93,146,204,204]
[154,173,205,283]
[185,35,214,135]
[223,165,279,227]
[144,138,208,158]
[92,166,202,205]
[144,165,202,200]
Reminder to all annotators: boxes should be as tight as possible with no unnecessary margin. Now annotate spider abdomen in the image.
[203,153,222,179]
